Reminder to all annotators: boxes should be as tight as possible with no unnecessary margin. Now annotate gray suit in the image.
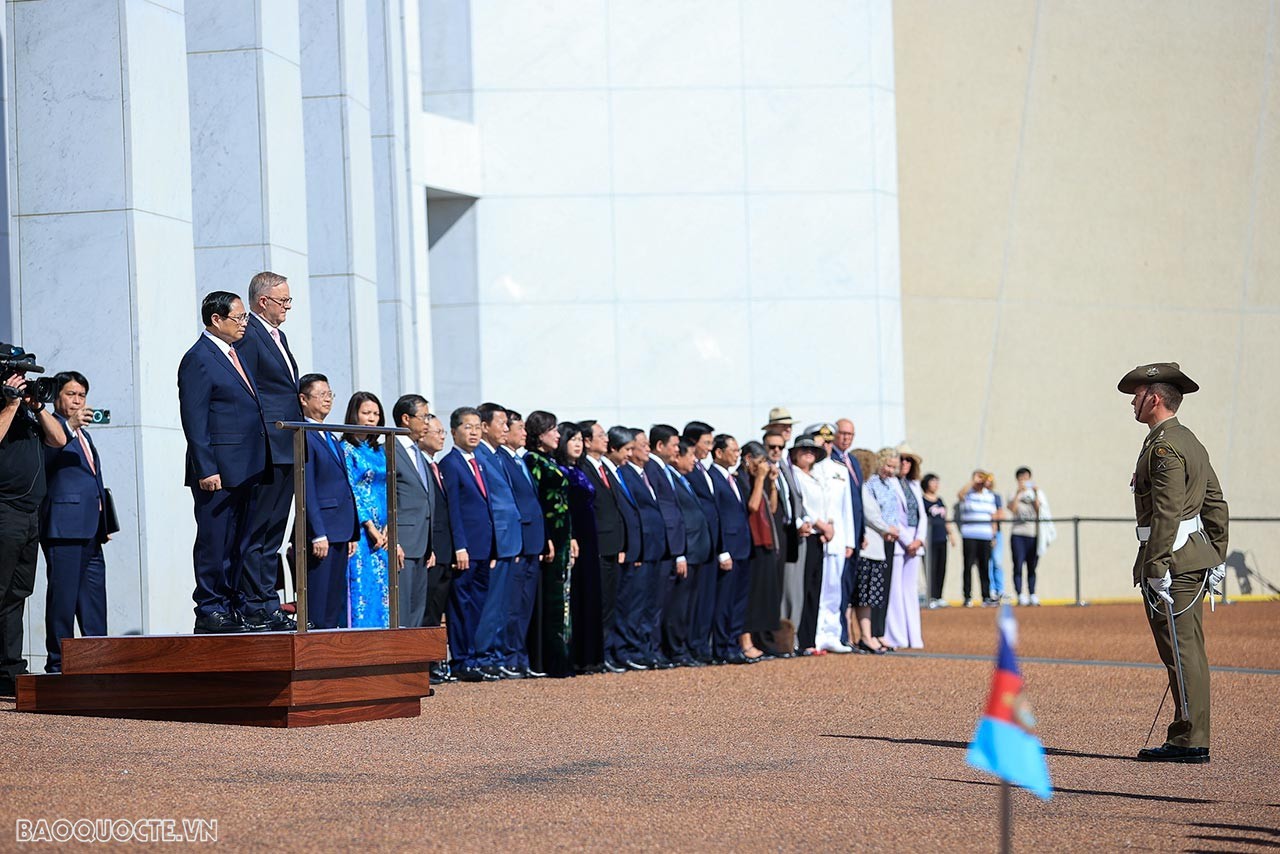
[394,439,435,628]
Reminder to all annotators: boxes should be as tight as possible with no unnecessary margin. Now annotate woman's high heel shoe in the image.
[856,640,887,655]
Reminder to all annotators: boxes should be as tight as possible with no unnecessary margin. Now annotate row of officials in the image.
[174,276,876,684]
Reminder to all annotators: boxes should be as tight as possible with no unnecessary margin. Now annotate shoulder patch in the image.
[1155,447,1168,457]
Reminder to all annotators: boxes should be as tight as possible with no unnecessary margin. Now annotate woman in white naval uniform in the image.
[810,438,856,653]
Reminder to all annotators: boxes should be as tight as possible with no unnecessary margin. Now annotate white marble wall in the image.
[2,7,11,337]
[185,0,314,373]
[428,0,906,446]
[8,0,200,659]
[300,0,383,400]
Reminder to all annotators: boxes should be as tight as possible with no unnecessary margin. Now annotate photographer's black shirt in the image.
[0,406,48,512]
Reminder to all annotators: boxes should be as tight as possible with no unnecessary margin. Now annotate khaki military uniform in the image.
[1132,416,1229,748]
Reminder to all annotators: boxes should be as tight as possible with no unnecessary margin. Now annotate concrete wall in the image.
[894,0,1280,601]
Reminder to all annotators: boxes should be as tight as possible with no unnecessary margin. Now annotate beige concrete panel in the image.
[1246,21,1280,309]
[893,1,1036,300]
[1004,1,1272,307]
[901,296,997,485]
[1223,313,1280,511]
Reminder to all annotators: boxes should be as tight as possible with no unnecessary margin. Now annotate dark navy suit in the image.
[39,415,108,672]
[587,459,641,666]
[710,465,752,659]
[439,447,495,670]
[828,447,865,645]
[645,458,686,662]
[599,463,640,665]
[618,462,667,662]
[473,442,522,669]
[425,459,453,628]
[233,315,300,615]
[668,471,713,663]
[300,426,359,629]
[178,333,271,620]
[498,447,545,671]
[687,462,723,660]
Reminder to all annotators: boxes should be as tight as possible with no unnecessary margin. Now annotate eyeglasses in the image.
[765,443,785,451]
[224,313,250,325]
[264,296,293,308]
[309,391,335,400]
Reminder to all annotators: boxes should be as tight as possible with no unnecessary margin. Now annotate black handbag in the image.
[103,487,121,535]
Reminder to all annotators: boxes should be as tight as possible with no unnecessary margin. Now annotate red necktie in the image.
[79,431,96,474]
[728,472,742,502]
[430,461,444,491]
[598,463,611,489]
[469,458,487,498]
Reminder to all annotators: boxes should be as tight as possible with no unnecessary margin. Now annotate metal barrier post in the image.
[385,437,399,630]
[1073,516,1084,606]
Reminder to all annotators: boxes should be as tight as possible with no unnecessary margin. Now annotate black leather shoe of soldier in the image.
[1136,743,1209,764]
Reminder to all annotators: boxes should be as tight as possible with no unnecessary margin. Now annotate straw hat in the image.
[760,406,796,429]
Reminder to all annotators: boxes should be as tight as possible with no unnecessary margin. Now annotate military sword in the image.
[1163,596,1191,723]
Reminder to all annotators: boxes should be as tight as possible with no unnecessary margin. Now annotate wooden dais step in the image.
[16,627,445,728]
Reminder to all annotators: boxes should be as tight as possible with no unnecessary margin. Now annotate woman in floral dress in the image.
[341,391,389,628]
[522,410,577,677]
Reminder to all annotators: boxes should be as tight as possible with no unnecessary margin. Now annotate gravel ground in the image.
[3,602,1277,852]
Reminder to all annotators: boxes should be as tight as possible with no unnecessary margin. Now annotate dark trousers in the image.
[398,553,430,628]
[664,560,701,661]
[927,539,948,600]
[962,537,993,601]
[1010,535,1038,594]
[616,560,655,662]
[0,504,40,685]
[304,541,350,629]
[689,557,719,660]
[242,464,290,614]
[711,558,749,659]
[649,559,676,661]
[599,554,621,664]
[191,480,257,618]
[504,554,540,669]
[424,560,451,627]
[41,538,108,672]
[446,562,489,669]
[838,552,858,645]
[796,540,825,650]
[474,558,511,668]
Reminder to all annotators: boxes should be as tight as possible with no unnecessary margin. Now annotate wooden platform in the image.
[15,627,446,728]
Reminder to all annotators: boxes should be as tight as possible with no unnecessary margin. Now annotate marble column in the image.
[300,0,383,400]
[2,8,12,335]
[185,0,314,372]
[367,0,431,400]
[8,0,199,642]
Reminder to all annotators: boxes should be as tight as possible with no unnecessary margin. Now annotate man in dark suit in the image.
[709,434,752,663]
[392,394,435,629]
[296,373,358,629]
[668,439,714,667]
[616,427,668,669]
[420,413,454,683]
[39,371,109,673]
[683,421,726,663]
[472,403,523,678]
[600,426,644,670]
[438,407,498,682]
[644,425,687,667]
[178,291,284,633]
[829,418,865,646]
[579,421,632,673]
[497,410,547,678]
[232,271,302,631]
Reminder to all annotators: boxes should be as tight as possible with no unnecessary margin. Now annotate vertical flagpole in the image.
[1000,782,1012,854]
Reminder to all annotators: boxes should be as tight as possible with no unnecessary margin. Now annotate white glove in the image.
[1207,563,1226,594]
[1146,571,1173,604]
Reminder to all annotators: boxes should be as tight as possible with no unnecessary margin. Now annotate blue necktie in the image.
[678,473,695,496]
[324,430,341,459]
[614,470,634,503]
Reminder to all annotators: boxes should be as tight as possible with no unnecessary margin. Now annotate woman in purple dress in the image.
[555,422,602,673]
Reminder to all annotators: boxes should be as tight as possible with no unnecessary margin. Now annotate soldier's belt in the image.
[1135,515,1203,551]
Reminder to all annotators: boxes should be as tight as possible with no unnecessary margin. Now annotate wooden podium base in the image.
[15,627,445,728]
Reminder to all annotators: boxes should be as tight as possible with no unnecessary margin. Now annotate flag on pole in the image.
[966,604,1053,800]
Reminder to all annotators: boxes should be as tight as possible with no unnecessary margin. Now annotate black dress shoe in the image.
[602,660,628,673]
[264,609,298,632]
[238,610,271,632]
[498,666,525,679]
[457,667,500,683]
[195,610,250,634]
[1136,744,1210,764]
[480,665,504,680]
[653,658,677,670]
[623,659,650,671]
[724,651,750,665]
[522,667,546,678]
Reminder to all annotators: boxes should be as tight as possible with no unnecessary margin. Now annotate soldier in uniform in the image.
[1119,362,1228,764]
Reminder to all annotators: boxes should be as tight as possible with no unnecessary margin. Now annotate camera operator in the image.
[39,372,110,673]
[0,369,69,696]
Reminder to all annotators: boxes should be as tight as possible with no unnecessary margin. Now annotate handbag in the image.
[103,487,121,535]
